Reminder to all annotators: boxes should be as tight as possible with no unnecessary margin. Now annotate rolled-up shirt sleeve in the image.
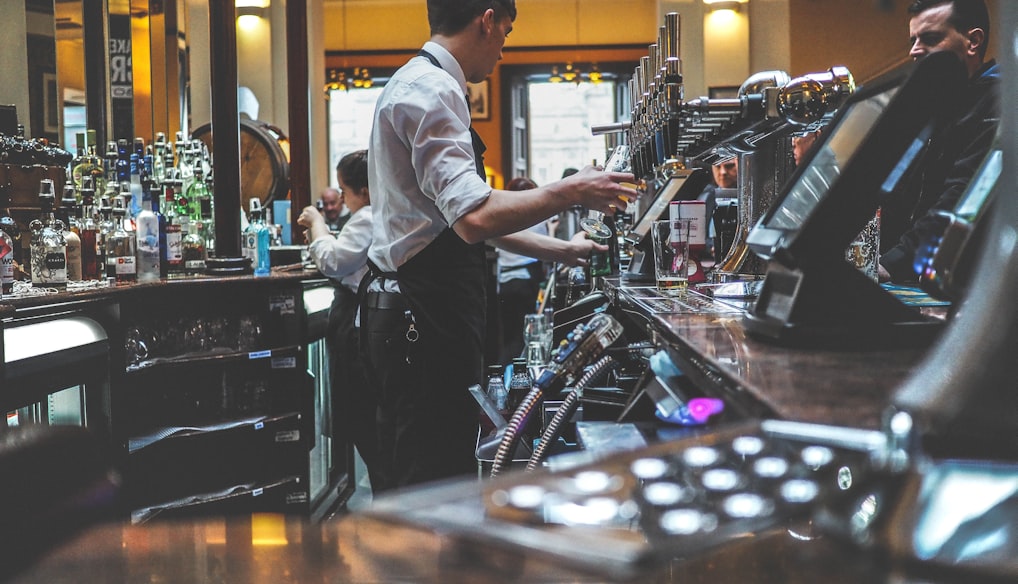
[397,74,491,226]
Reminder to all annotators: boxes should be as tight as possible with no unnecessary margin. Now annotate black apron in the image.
[361,49,490,487]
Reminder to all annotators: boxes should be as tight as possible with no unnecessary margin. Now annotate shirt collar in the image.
[421,41,468,96]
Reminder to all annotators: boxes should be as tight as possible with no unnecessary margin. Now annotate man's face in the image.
[320,189,343,221]
[712,159,738,189]
[471,10,512,83]
[909,4,975,65]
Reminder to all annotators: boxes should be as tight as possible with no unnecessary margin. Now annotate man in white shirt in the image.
[364,0,638,490]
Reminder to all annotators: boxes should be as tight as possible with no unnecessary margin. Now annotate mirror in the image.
[51,0,191,150]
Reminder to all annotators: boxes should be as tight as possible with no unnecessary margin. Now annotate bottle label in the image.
[165,225,183,264]
[115,255,137,275]
[1,248,13,290]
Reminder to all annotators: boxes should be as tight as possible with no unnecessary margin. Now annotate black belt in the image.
[364,290,409,310]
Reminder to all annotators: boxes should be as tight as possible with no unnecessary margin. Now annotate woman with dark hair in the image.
[298,149,385,493]
[496,177,550,363]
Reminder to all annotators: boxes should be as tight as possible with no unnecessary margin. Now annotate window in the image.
[527,81,617,185]
[326,86,384,183]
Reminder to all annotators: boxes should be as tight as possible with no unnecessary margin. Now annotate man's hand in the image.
[560,231,608,267]
[560,165,639,215]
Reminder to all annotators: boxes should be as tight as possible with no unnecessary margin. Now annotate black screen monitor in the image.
[743,51,969,346]
[626,168,710,247]
[624,168,710,282]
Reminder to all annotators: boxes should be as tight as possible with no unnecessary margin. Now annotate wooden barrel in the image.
[191,118,290,213]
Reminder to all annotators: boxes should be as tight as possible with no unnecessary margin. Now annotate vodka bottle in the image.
[135,186,162,282]
[78,177,101,280]
[59,181,83,282]
[152,132,167,183]
[107,196,136,284]
[29,179,67,290]
[128,152,143,219]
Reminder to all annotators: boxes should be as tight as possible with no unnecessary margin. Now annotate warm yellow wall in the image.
[789,0,1000,82]
[322,0,660,52]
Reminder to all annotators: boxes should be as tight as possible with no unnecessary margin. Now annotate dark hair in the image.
[506,176,537,191]
[336,149,368,192]
[908,0,990,59]
[560,167,579,179]
[427,0,516,36]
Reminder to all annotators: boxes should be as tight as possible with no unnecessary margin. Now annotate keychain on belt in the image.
[404,309,419,363]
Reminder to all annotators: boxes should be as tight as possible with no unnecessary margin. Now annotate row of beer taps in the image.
[617,12,857,191]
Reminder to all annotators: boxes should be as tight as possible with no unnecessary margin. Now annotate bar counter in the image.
[606,280,940,430]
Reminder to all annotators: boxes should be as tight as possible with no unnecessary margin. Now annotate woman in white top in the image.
[298,150,385,492]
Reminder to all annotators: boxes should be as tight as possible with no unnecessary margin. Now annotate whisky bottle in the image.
[59,181,83,282]
[29,179,68,290]
[107,196,136,284]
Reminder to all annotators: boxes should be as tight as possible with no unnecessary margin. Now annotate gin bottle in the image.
[244,199,270,276]
[29,179,67,290]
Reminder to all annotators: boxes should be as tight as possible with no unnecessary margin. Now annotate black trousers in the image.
[363,293,480,491]
[328,286,385,492]
[497,262,545,365]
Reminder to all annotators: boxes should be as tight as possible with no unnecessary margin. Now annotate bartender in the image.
[298,150,384,492]
[362,0,638,491]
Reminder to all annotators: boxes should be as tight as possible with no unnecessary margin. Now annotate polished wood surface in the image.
[9,511,902,584]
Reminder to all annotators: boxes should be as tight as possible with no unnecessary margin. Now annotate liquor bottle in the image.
[107,196,136,284]
[69,132,88,190]
[104,140,120,189]
[128,151,143,219]
[0,206,22,275]
[135,185,162,283]
[152,132,167,183]
[59,181,83,282]
[186,166,210,221]
[245,199,271,277]
[97,195,116,279]
[486,364,509,422]
[29,179,68,290]
[78,177,101,280]
[119,182,135,233]
[0,220,13,296]
[181,218,206,275]
[162,184,184,276]
[85,129,106,196]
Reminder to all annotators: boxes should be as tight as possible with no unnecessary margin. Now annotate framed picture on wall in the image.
[468,79,490,121]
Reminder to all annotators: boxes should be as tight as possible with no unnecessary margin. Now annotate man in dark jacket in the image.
[879,0,999,283]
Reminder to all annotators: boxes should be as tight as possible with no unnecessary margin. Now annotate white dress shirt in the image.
[367,41,493,273]
[308,206,372,294]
